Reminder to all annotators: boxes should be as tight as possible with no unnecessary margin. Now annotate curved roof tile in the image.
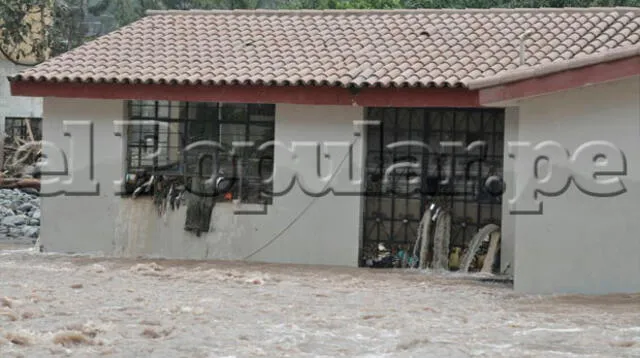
[10,8,640,88]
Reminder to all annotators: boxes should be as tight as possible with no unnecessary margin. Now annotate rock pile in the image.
[0,189,40,241]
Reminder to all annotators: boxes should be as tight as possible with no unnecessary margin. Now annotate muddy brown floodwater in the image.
[1,249,640,357]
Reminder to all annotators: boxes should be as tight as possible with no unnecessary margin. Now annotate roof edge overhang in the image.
[9,81,482,108]
[469,45,640,105]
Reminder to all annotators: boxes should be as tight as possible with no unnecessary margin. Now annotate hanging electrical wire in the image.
[243,135,362,260]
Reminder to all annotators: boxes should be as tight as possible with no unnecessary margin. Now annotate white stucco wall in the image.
[508,76,640,294]
[0,60,43,130]
[41,98,365,267]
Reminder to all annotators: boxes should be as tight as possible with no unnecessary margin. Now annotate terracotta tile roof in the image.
[468,42,640,89]
[9,8,640,88]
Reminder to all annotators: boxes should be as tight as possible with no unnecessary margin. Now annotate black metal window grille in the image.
[126,101,275,204]
[362,108,504,263]
[5,117,42,141]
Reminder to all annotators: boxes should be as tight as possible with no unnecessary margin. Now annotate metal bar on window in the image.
[361,107,505,266]
[124,101,274,203]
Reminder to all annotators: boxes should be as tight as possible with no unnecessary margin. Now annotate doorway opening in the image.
[361,107,505,268]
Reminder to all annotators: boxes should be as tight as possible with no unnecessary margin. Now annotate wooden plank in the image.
[24,118,35,142]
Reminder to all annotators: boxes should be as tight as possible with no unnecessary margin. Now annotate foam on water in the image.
[0,251,639,357]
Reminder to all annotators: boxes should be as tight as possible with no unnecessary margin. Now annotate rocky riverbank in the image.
[0,189,40,241]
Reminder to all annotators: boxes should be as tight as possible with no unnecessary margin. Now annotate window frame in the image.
[4,117,43,141]
[125,101,275,205]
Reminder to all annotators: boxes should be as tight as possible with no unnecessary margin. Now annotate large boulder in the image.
[18,202,36,213]
[1,214,28,227]
[0,206,14,217]
[21,226,39,238]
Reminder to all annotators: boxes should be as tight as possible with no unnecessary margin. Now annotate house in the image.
[8,8,640,294]
[0,57,43,144]
[0,7,47,158]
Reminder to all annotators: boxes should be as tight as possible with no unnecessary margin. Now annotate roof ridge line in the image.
[146,7,639,16]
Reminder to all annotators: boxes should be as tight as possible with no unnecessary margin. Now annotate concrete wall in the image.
[40,98,125,253]
[41,98,365,267]
[500,107,518,276]
[510,76,640,294]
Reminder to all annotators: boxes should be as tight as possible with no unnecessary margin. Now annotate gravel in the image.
[0,189,40,242]
[1,250,640,357]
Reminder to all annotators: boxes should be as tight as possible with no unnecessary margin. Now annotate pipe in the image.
[519,29,535,66]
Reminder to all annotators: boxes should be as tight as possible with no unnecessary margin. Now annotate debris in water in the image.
[130,262,164,274]
[180,306,193,313]
[0,308,19,321]
[246,278,264,285]
[99,348,116,355]
[71,284,83,289]
[481,231,501,274]
[361,314,385,320]
[5,332,32,346]
[475,255,486,270]
[449,247,461,271]
[460,224,500,273]
[28,293,43,303]
[91,264,106,273]
[140,320,162,326]
[141,327,173,339]
[396,337,430,351]
[1,296,13,308]
[64,323,102,338]
[52,331,95,347]
[365,254,395,268]
[141,328,162,339]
